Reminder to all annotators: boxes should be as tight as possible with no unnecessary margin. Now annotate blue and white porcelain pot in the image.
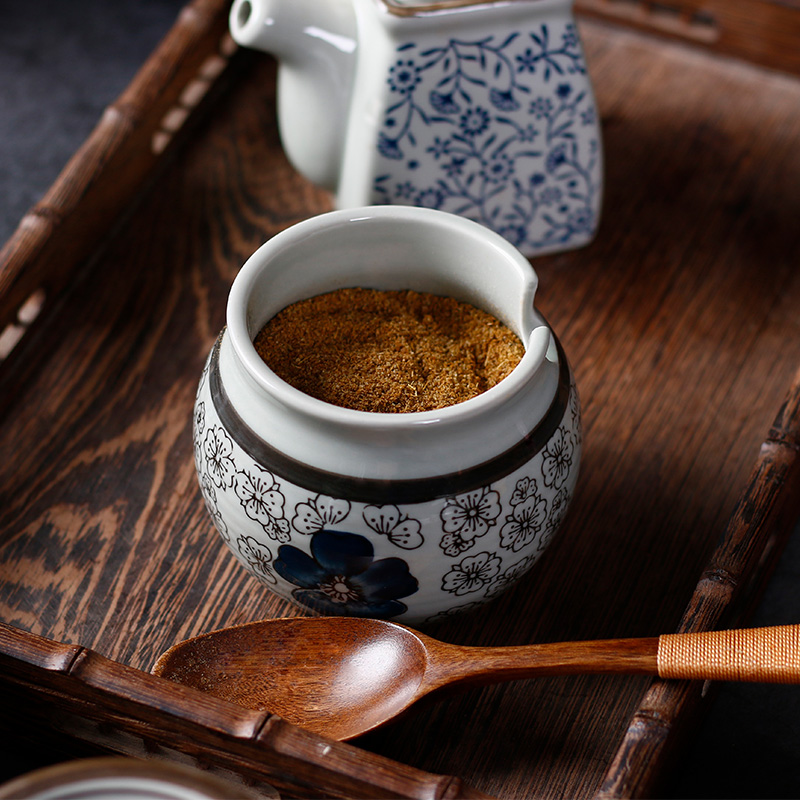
[229,0,603,257]
[193,206,581,625]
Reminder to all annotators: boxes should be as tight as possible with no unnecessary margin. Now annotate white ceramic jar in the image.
[193,206,581,625]
[229,0,603,257]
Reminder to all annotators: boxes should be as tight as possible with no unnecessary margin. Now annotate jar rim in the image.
[226,206,548,430]
[210,330,571,501]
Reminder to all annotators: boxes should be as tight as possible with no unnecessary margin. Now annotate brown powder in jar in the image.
[253,287,525,413]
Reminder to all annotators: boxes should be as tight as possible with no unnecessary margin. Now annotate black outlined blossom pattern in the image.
[442,551,502,596]
[236,535,277,584]
[194,401,206,441]
[499,477,547,552]
[363,505,424,550]
[440,487,501,556]
[292,495,351,535]
[193,402,206,475]
[568,381,582,449]
[425,600,487,625]
[200,472,229,542]
[539,486,571,551]
[486,553,537,598]
[203,426,236,489]
[541,426,574,489]
[234,466,290,542]
[193,335,582,624]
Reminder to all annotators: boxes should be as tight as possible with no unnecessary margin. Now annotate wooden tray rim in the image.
[1,0,800,797]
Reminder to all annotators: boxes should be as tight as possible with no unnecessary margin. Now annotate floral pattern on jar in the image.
[192,340,582,625]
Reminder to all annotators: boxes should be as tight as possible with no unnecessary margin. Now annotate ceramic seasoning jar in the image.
[193,206,581,625]
[229,0,603,257]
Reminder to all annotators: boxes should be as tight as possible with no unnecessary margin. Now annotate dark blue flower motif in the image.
[498,224,528,247]
[429,90,460,115]
[388,59,421,95]
[546,143,568,173]
[530,97,553,119]
[581,107,596,126]
[489,87,520,111]
[444,157,466,178]
[395,180,416,199]
[459,106,491,138]
[516,48,539,73]
[530,172,546,187]
[562,25,579,50]
[416,187,444,209]
[568,206,595,233]
[556,83,572,99]
[539,186,562,205]
[275,530,418,618]
[378,133,403,160]
[481,153,514,184]
[427,136,451,159]
[518,123,539,143]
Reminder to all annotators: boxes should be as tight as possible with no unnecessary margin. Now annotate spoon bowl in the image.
[153,617,800,740]
[154,617,429,740]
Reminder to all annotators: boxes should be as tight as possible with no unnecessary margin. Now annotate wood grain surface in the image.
[1,7,800,799]
[576,0,800,77]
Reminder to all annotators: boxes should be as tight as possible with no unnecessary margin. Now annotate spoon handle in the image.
[657,624,800,683]
[428,624,800,688]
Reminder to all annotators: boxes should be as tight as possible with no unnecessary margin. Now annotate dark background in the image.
[1,1,798,797]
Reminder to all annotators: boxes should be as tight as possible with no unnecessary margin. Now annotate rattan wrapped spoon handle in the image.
[658,624,800,683]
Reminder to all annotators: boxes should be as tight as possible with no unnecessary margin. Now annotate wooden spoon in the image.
[152,617,800,741]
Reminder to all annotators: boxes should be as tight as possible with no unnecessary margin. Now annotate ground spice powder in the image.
[253,287,524,413]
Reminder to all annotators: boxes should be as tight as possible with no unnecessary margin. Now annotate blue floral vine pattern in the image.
[373,24,601,253]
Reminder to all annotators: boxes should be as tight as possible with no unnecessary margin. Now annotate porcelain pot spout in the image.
[228,0,357,190]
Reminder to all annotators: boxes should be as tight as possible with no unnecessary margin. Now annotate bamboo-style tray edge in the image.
[1,1,800,797]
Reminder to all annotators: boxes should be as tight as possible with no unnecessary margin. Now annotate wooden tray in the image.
[1,1,800,797]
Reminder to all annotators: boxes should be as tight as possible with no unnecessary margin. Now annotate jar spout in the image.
[525,325,554,375]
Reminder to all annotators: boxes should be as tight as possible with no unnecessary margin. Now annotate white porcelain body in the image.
[193,207,581,625]
[229,0,603,257]
[229,0,357,190]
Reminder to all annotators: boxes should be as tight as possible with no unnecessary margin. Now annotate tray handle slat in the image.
[0,623,494,800]
[0,0,239,336]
